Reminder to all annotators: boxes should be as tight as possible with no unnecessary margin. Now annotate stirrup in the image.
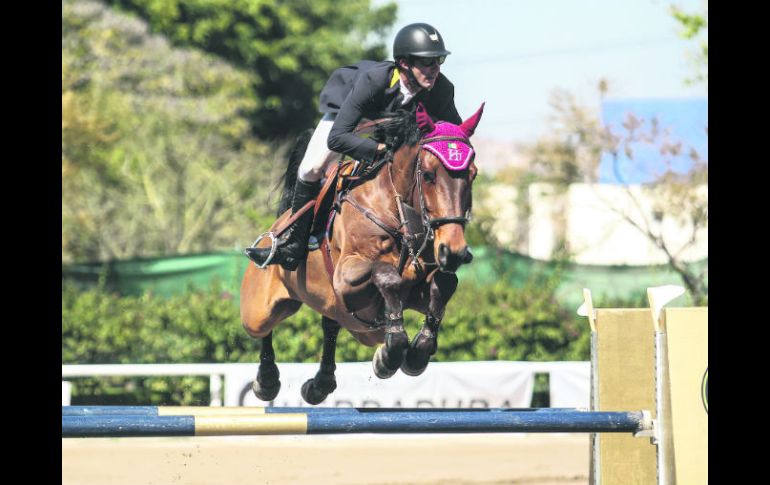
[249,231,279,269]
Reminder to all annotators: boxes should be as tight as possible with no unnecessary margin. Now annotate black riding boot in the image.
[244,178,321,271]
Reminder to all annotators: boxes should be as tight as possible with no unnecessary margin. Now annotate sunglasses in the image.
[412,56,446,67]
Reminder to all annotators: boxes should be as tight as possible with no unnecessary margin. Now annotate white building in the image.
[480,182,707,266]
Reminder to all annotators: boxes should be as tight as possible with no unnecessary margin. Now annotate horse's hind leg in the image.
[402,271,458,376]
[252,331,281,401]
[370,262,410,379]
[300,316,340,405]
[241,281,302,402]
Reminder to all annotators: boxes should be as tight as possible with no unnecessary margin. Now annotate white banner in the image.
[61,361,590,408]
[547,362,591,408]
[224,361,538,408]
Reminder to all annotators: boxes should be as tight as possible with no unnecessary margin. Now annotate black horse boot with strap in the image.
[244,178,321,271]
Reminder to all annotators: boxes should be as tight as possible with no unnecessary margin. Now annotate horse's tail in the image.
[276,128,313,216]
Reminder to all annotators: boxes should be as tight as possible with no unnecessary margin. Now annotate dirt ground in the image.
[62,433,589,485]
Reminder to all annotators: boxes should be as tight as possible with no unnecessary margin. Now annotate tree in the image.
[514,84,708,305]
[106,0,398,138]
[62,0,282,262]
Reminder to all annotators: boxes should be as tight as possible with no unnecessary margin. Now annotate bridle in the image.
[414,134,473,231]
[341,133,474,275]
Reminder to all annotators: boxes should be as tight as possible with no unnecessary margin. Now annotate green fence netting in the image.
[61,247,707,308]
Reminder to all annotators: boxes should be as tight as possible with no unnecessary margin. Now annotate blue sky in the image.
[376,0,707,143]
[599,98,707,183]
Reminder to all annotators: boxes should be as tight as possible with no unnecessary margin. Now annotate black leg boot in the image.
[244,178,320,271]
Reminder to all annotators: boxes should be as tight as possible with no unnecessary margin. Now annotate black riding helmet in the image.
[393,23,451,60]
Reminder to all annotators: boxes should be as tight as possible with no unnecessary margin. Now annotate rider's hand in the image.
[372,143,389,163]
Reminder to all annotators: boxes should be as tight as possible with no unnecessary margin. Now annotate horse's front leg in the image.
[370,262,410,379]
[401,270,458,376]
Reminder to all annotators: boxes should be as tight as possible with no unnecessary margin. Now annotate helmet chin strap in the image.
[399,59,428,95]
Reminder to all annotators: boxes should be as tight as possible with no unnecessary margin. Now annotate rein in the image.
[333,133,474,330]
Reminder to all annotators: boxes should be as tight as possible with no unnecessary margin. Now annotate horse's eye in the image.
[422,171,436,183]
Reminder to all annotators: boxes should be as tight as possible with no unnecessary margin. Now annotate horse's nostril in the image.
[461,247,474,264]
[438,244,449,266]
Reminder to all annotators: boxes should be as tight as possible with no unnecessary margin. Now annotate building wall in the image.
[479,182,708,265]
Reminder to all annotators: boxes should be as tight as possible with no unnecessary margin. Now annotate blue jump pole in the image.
[62,409,652,437]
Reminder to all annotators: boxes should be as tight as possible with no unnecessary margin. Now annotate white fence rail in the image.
[62,364,230,406]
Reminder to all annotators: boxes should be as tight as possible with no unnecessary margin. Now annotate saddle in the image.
[311,153,393,233]
[310,156,357,236]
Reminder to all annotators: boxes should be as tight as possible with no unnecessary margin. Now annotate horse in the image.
[240,102,484,404]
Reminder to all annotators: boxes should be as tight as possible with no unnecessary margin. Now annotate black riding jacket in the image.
[319,60,461,162]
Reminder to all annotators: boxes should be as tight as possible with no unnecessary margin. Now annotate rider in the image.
[245,23,462,270]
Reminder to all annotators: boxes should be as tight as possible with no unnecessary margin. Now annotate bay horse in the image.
[240,102,484,404]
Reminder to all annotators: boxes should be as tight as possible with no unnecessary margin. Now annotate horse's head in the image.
[415,102,484,273]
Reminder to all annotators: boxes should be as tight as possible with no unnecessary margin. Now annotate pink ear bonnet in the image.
[417,103,485,171]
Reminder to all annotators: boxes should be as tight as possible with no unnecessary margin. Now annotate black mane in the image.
[372,106,422,153]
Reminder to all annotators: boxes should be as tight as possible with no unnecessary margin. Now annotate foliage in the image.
[62,270,590,404]
[62,0,283,262]
[670,1,708,86]
[106,0,398,138]
[62,0,399,262]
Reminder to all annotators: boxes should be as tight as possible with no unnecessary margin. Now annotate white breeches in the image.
[297,113,337,183]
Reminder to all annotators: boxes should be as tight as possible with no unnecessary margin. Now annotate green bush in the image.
[62,270,592,404]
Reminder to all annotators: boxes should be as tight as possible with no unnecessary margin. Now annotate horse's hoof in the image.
[252,378,281,402]
[301,378,335,405]
[401,345,430,376]
[400,355,429,377]
[372,345,400,379]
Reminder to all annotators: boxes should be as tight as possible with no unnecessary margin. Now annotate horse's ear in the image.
[459,102,485,138]
[416,102,435,134]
